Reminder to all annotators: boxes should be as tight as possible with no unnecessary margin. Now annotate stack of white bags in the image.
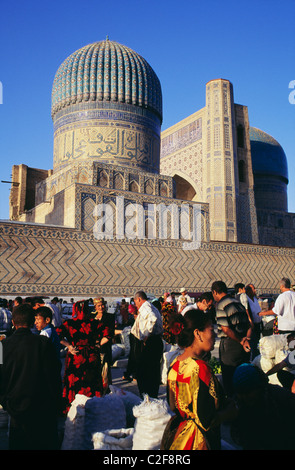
[252,334,294,385]
[61,388,173,451]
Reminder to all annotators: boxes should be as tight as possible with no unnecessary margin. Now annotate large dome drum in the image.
[51,39,162,174]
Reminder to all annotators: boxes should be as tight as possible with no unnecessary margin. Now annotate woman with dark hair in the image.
[161,295,177,345]
[161,309,235,450]
[92,297,115,392]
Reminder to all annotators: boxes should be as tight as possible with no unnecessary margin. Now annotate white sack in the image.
[259,335,288,359]
[61,394,90,450]
[161,345,183,385]
[252,354,274,372]
[92,428,134,450]
[252,355,282,386]
[132,395,173,450]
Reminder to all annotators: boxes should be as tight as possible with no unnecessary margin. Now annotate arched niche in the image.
[172,173,199,201]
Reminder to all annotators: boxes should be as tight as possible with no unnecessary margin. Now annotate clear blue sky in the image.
[0,0,294,220]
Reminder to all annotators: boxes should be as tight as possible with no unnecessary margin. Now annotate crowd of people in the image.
[0,277,294,450]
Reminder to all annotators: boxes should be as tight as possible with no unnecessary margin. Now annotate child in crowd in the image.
[35,306,62,360]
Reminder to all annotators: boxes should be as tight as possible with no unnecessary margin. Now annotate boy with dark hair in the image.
[35,306,62,360]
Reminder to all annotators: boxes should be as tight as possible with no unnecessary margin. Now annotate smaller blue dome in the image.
[249,127,288,183]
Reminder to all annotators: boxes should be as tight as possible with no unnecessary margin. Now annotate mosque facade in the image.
[9,39,295,248]
[1,39,295,297]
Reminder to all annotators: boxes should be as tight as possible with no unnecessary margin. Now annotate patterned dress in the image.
[161,302,177,344]
[162,356,223,450]
[56,302,104,415]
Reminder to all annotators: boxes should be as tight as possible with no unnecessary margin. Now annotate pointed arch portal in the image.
[173,174,197,201]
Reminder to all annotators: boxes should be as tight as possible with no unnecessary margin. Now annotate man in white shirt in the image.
[132,291,163,398]
[260,278,295,334]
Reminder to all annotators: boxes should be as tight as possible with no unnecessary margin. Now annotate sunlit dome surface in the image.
[51,38,162,121]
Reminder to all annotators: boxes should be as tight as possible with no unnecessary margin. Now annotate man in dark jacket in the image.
[0,303,62,450]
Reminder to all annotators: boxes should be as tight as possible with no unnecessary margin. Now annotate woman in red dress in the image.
[56,300,104,415]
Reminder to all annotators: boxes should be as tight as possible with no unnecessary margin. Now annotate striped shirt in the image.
[216,295,250,339]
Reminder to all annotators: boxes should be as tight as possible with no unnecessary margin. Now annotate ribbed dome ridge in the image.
[51,40,162,120]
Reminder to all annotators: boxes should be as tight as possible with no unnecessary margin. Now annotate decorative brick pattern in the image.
[0,221,294,297]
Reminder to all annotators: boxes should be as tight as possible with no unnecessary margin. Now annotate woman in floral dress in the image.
[56,300,104,415]
[161,296,177,345]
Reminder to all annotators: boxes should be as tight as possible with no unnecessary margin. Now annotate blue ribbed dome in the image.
[51,39,162,121]
[249,127,288,182]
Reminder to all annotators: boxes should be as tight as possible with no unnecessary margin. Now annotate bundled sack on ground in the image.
[120,326,131,357]
[132,395,173,450]
[61,393,127,450]
[112,326,132,362]
[61,394,90,450]
[161,344,183,385]
[109,385,142,427]
[112,343,125,362]
[92,428,134,450]
[252,334,289,385]
[83,394,127,449]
